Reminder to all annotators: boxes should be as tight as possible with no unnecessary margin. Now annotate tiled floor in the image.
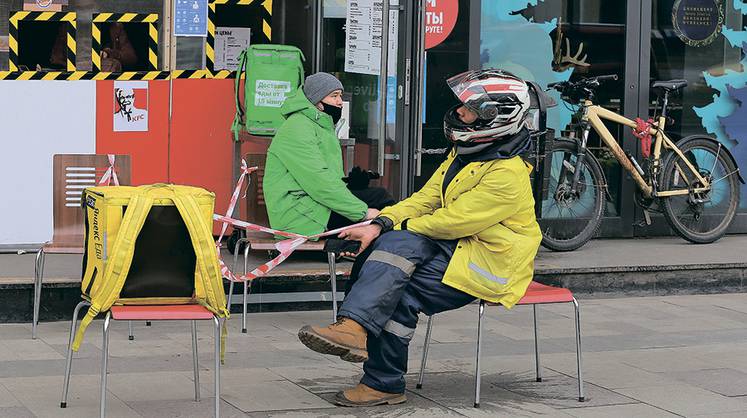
[2,292,747,417]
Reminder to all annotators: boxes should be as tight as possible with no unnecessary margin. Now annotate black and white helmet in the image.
[444,69,531,146]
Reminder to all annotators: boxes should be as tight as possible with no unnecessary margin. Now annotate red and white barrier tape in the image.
[213,159,370,283]
[98,154,120,186]
[216,159,258,244]
[214,214,371,283]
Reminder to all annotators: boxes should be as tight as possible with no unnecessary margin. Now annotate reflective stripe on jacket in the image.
[380,151,542,308]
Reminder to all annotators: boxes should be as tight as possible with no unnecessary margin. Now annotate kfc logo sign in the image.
[425,0,458,49]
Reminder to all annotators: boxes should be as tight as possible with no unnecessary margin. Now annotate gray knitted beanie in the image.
[303,72,344,105]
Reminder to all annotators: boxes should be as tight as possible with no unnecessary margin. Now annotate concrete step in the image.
[2,235,746,323]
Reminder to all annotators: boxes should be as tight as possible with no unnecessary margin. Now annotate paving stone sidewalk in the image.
[2,292,747,417]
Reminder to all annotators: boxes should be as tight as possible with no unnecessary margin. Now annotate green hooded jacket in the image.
[263,91,367,236]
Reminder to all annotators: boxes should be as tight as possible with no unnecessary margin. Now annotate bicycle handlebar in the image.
[546,74,619,103]
[594,74,619,82]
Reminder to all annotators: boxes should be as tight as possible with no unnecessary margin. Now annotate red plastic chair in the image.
[416,281,585,407]
[60,303,222,418]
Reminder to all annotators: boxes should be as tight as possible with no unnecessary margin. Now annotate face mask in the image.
[321,102,343,125]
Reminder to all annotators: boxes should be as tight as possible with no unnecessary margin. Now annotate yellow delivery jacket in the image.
[380,151,542,308]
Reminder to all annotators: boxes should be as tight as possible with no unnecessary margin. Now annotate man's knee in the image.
[365,231,434,270]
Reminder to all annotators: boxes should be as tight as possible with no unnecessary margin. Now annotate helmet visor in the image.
[447,71,527,117]
[446,72,488,112]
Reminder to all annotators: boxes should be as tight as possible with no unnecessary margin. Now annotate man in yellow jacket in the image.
[298,69,543,406]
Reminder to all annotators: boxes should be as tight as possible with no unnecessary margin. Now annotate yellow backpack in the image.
[72,184,229,351]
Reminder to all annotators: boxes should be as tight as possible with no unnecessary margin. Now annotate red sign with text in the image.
[425,0,459,49]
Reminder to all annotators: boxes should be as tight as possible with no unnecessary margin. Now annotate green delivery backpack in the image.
[232,44,305,140]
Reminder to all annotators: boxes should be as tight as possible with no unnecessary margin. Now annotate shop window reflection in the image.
[483,0,628,217]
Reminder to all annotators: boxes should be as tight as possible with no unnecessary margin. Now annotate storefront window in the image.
[1,0,165,71]
[650,0,747,210]
[480,0,628,217]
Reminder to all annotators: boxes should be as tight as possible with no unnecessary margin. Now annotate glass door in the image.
[320,0,412,199]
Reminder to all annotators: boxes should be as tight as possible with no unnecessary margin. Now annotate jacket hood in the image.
[280,90,333,129]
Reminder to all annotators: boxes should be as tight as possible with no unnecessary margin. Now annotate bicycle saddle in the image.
[652,79,688,91]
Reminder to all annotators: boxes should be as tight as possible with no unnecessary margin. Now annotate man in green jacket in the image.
[263,72,393,236]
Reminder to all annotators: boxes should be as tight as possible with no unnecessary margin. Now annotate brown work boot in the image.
[298,318,368,362]
[333,383,406,407]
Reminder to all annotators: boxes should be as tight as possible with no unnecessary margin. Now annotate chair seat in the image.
[110,305,215,321]
[516,281,574,305]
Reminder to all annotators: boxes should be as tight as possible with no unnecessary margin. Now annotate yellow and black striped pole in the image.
[9,11,77,72]
[206,0,272,77]
[92,13,159,72]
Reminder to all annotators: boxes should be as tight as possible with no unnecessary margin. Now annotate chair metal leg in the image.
[100,312,112,418]
[227,280,235,313]
[327,252,338,321]
[228,237,247,312]
[474,300,485,408]
[416,315,434,389]
[573,298,585,402]
[191,320,200,402]
[242,242,250,333]
[533,304,542,382]
[128,321,134,341]
[242,281,248,333]
[60,300,89,408]
[32,246,46,339]
[213,317,221,418]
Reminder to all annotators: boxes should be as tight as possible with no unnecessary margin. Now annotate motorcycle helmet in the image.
[444,69,532,146]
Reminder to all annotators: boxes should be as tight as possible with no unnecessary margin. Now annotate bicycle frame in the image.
[579,100,710,198]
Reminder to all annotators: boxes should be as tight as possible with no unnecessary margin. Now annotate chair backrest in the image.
[51,154,131,247]
[245,153,269,227]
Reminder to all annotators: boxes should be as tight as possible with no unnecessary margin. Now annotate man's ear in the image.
[316,102,324,111]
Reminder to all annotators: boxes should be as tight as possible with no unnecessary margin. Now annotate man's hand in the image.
[365,208,380,220]
[338,224,382,256]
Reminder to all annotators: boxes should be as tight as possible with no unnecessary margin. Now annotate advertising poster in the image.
[114,80,149,132]
[425,0,459,49]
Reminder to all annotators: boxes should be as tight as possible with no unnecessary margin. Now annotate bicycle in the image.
[536,75,744,251]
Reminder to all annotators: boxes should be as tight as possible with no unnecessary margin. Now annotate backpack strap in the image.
[171,191,230,361]
[171,191,228,318]
[231,49,249,142]
[72,189,154,351]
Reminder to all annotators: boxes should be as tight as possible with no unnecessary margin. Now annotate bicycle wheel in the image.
[661,137,740,243]
[538,140,605,251]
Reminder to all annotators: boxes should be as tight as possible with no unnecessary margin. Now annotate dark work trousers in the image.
[327,187,396,230]
[338,230,476,394]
